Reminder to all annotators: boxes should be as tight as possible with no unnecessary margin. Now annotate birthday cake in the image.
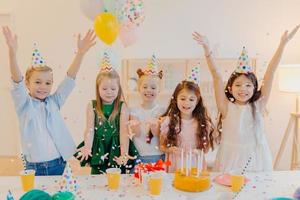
[173,168,210,192]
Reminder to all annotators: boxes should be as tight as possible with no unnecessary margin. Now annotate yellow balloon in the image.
[94,12,119,45]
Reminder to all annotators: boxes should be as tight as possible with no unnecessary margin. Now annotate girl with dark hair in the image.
[193,25,299,172]
[159,78,214,172]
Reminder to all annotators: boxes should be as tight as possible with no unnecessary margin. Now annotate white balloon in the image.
[79,0,104,21]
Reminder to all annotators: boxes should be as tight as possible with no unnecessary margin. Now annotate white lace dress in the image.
[214,99,273,172]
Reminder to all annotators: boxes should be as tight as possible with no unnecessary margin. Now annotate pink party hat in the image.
[187,65,201,85]
[235,47,253,73]
[31,43,46,68]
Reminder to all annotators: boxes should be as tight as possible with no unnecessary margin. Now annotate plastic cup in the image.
[230,170,245,192]
[106,168,121,190]
[20,169,35,191]
[148,172,163,195]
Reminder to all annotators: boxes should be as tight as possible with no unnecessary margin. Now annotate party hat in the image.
[6,190,14,200]
[100,51,113,72]
[187,65,201,85]
[143,54,159,76]
[59,163,79,193]
[235,47,252,73]
[31,43,46,68]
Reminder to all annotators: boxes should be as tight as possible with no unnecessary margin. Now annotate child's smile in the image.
[26,70,53,100]
[98,77,119,104]
[230,75,254,104]
[139,76,160,103]
[177,89,198,119]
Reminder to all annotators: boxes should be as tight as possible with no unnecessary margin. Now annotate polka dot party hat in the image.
[143,54,159,75]
[187,64,201,85]
[100,51,113,72]
[59,163,78,194]
[235,47,253,73]
[31,43,46,68]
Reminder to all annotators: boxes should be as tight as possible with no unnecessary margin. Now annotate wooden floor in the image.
[0,156,90,176]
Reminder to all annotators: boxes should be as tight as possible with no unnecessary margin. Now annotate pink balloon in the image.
[119,24,140,47]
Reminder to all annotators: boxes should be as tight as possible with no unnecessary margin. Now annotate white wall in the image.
[0,0,299,169]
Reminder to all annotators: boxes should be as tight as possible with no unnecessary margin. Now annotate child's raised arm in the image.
[67,29,96,79]
[2,26,22,82]
[260,25,300,108]
[193,32,228,117]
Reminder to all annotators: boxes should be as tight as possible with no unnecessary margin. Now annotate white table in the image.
[0,171,299,200]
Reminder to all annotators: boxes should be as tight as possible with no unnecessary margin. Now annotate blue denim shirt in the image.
[11,76,76,162]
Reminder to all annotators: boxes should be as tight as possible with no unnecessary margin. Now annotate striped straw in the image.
[241,156,252,175]
[20,153,27,171]
[232,156,253,199]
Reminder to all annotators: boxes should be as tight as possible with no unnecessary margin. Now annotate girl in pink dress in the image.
[159,78,214,172]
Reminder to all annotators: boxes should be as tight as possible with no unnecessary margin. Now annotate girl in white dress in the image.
[128,55,165,164]
[192,25,299,172]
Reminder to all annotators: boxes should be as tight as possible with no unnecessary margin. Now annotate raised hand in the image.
[280,25,300,45]
[260,25,300,109]
[2,26,18,53]
[67,29,96,78]
[77,29,96,55]
[192,31,209,49]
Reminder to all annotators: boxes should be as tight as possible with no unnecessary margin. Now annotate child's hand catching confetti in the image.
[127,119,141,139]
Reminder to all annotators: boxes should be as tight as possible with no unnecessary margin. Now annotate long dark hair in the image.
[216,72,261,140]
[161,80,214,152]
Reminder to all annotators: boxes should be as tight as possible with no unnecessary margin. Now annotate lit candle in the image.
[201,149,206,174]
[185,151,188,176]
[197,150,201,177]
[181,148,184,174]
[189,147,192,175]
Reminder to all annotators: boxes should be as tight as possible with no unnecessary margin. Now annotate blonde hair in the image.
[136,68,163,79]
[95,70,124,123]
[25,66,53,82]
[137,74,162,90]
[136,69,163,92]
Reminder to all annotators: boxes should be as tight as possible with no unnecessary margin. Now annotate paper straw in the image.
[20,153,27,171]
[241,156,252,175]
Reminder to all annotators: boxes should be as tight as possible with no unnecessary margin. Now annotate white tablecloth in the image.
[0,171,299,200]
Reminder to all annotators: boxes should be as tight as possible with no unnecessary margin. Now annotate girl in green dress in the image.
[75,53,138,174]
